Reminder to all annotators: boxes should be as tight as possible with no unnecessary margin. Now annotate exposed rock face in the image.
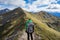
[0,7,26,40]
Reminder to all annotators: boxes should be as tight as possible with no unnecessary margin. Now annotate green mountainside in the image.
[0,7,60,40]
[25,11,60,40]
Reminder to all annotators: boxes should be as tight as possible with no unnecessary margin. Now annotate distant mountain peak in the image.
[0,8,10,14]
[4,8,10,11]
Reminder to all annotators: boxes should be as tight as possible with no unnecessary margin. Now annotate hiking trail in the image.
[18,31,35,40]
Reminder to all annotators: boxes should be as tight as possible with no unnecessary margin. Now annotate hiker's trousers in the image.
[27,33,33,40]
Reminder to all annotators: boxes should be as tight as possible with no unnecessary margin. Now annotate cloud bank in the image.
[0,0,60,12]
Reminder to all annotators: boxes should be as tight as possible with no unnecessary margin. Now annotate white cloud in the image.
[47,4,60,9]
[10,0,26,7]
[0,0,27,10]
[0,0,26,6]
[23,0,60,12]
[0,6,5,10]
[0,0,60,12]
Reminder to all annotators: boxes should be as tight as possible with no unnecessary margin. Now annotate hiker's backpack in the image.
[26,22,34,33]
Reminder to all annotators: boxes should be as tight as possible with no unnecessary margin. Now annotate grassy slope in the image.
[25,12,60,40]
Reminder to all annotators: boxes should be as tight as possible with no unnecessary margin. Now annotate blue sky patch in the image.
[0,3,18,7]
[37,5,48,8]
[24,0,36,4]
[51,2,56,4]
[57,0,60,4]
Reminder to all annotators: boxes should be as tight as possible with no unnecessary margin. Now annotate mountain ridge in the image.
[0,7,60,40]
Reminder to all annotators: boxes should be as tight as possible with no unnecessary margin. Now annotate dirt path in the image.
[18,31,35,40]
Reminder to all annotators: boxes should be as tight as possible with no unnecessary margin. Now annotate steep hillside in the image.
[25,11,60,40]
[33,11,60,32]
[0,7,26,40]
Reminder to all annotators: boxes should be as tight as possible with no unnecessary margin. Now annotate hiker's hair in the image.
[29,19,31,20]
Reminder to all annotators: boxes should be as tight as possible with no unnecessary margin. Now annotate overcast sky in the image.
[0,0,60,12]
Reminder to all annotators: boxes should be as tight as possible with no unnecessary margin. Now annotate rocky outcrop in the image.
[0,7,26,40]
